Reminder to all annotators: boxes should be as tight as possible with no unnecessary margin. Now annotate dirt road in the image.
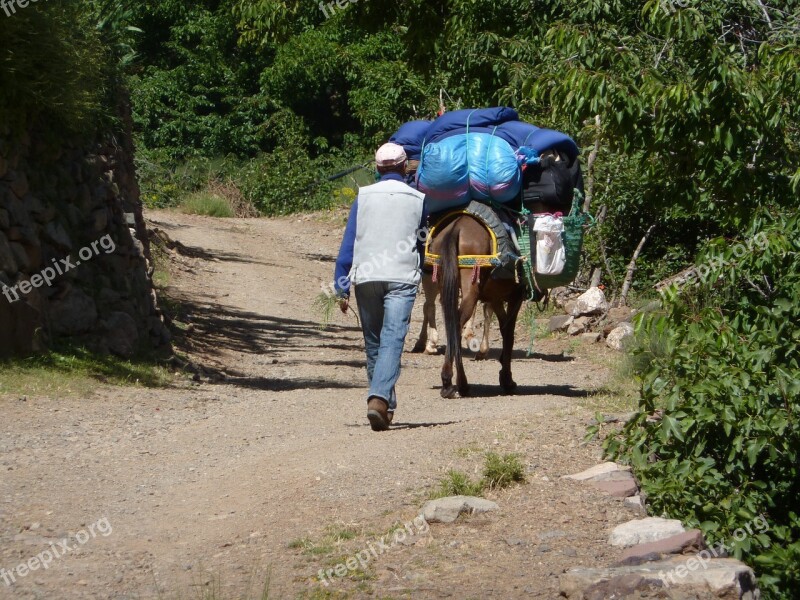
[0,210,635,599]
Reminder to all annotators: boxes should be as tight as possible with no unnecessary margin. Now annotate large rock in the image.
[103,311,139,357]
[8,170,29,198]
[618,530,708,565]
[607,306,634,325]
[560,556,760,599]
[568,316,591,336]
[48,287,98,335]
[0,291,40,357]
[592,476,638,498]
[0,230,17,275]
[564,462,631,482]
[549,314,574,332]
[43,221,73,251]
[607,322,635,351]
[572,287,609,316]
[420,496,499,524]
[610,517,686,548]
[9,242,29,272]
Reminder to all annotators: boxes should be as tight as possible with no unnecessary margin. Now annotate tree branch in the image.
[582,115,601,213]
[618,224,656,307]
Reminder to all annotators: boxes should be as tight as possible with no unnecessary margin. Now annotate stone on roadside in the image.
[609,517,686,548]
[560,556,759,600]
[581,332,602,343]
[607,305,634,325]
[571,286,609,316]
[591,476,638,498]
[607,322,635,351]
[623,495,646,514]
[549,314,574,332]
[563,462,631,482]
[419,496,499,524]
[568,316,591,336]
[617,529,707,565]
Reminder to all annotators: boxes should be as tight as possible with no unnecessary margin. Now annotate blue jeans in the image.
[354,281,418,412]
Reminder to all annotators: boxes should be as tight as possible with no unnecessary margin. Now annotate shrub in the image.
[179,192,234,218]
[432,470,485,499]
[605,212,800,598]
[0,2,112,136]
[482,452,526,490]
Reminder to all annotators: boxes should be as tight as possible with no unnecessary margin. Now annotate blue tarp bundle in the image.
[417,133,521,210]
[388,108,579,211]
[389,120,431,160]
[424,107,519,143]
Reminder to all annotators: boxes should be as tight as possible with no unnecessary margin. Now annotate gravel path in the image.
[0,210,635,599]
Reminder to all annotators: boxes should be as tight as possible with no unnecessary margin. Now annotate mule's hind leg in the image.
[455,269,479,396]
[475,303,494,361]
[496,289,525,393]
[412,273,439,353]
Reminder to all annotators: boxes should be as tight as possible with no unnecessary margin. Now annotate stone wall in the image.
[0,102,170,358]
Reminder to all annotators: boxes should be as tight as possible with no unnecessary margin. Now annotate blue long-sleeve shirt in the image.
[333,172,427,297]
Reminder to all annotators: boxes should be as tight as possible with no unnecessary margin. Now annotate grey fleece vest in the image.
[352,179,425,286]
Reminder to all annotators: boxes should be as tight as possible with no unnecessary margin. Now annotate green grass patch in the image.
[430,469,485,499]
[288,523,361,558]
[179,192,234,218]
[430,452,527,499]
[0,346,173,397]
[482,452,526,490]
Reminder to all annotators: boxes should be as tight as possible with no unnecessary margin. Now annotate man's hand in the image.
[338,296,349,314]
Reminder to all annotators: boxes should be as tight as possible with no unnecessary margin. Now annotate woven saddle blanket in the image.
[424,201,520,279]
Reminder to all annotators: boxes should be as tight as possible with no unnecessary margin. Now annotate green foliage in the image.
[605,212,800,598]
[137,152,242,208]
[179,192,234,218]
[0,1,112,135]
[128,0,273,160]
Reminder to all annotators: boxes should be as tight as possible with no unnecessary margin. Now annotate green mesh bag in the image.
[520,190,590,294]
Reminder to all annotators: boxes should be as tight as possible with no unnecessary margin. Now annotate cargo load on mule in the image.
[389,108,592,297]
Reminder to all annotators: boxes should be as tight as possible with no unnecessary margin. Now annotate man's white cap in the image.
[375,143,407,167]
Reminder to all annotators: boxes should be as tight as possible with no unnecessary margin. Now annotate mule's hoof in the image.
[411,342,426,353]
[500,371,517,393]
[441,386,459,399]
[502,381,518,394]
[423,345,440,356]
[474,351,488,361]
[457,385,470,397]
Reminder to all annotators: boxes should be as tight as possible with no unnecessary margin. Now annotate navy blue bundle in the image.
[389,108,579,211]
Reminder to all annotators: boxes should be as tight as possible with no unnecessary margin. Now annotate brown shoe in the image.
[367,397,391,431]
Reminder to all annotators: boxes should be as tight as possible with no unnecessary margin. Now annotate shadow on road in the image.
[435,383,606,399]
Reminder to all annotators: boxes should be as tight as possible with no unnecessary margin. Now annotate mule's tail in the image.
[441,226,461,369]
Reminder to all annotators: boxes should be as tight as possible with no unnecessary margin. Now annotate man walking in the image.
[334,143,427,431]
